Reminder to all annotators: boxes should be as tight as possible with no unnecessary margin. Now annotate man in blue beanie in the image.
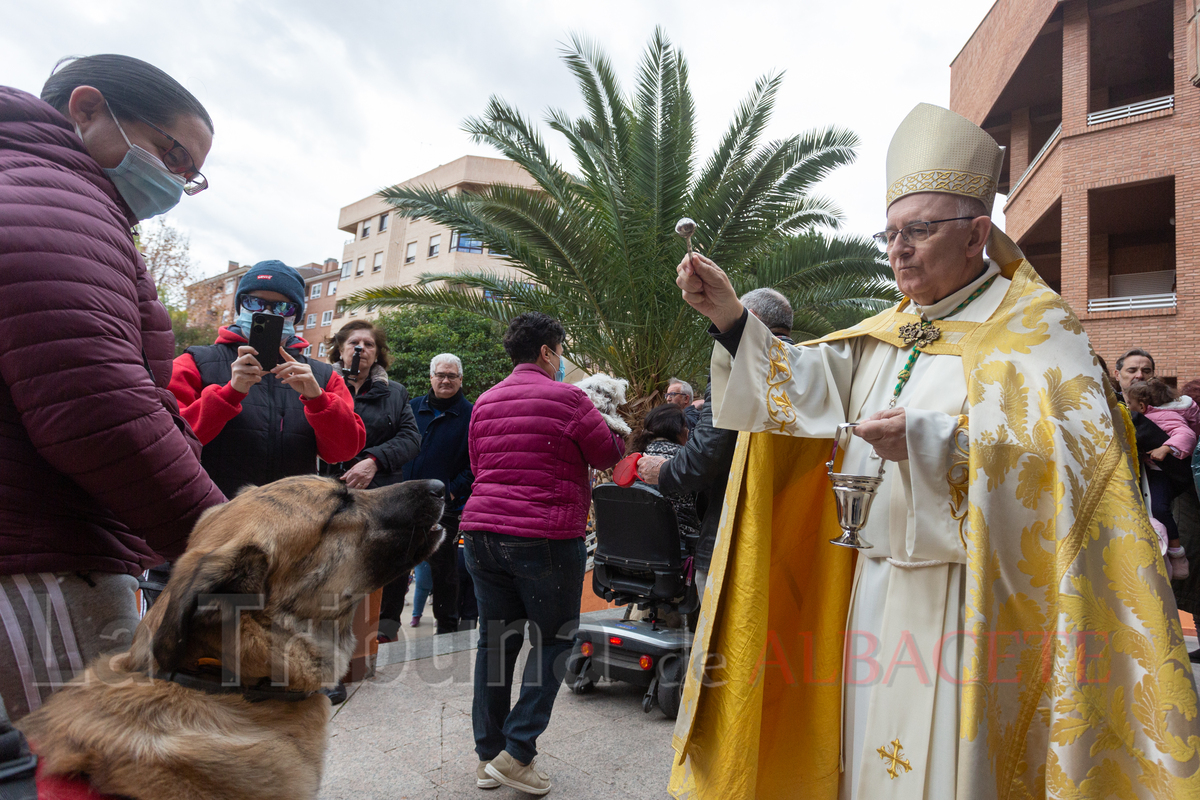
[168,260,365,497]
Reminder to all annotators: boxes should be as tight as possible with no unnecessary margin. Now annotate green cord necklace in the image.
[890,274,997,404]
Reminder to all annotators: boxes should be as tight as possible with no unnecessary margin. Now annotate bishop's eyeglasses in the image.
[872,216,977,252]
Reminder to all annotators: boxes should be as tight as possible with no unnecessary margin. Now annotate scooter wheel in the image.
[657,657,685,719]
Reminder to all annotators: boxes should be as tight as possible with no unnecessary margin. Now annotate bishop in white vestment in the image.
[667,104,1200,799]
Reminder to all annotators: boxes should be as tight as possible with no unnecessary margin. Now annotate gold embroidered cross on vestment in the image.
[877,738,912,780]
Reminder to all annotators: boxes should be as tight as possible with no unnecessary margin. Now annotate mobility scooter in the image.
[565,482,699,718]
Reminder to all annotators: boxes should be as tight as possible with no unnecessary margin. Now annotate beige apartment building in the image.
[327,155,538,352]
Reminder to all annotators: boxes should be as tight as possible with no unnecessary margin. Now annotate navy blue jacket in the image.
[402,391,473,512]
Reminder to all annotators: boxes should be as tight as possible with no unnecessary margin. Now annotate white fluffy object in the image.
[576,372,631,435]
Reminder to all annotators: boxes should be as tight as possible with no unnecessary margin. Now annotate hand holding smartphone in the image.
[247,313,285,371]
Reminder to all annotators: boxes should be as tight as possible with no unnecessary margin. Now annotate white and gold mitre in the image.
[885,102,1023,264]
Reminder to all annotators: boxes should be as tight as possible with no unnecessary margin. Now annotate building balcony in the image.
[1087,293,1176,313]
[1086,94,1174,126]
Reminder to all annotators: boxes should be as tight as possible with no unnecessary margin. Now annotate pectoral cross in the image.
[897,320,941,349]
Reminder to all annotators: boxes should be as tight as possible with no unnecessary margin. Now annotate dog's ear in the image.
[151,544,270,673]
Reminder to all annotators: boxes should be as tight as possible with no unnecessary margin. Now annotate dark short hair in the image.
[631,403,688,453]
[1115,348,1155,373]
[503,312,565,366]
[1126,379,1175,407]
[41,54,214,134]
[327,320,390,369]
[1181,379,1200,407]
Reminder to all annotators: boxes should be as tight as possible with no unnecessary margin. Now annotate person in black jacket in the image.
[323,321,421,645]
[395,353,475,636]
[323,321,420,490]
[637,288,795,598]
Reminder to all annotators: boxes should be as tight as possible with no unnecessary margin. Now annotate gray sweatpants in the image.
[0,572,139,721]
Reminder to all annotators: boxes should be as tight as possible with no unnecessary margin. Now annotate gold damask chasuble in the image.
[668,260,1200,799]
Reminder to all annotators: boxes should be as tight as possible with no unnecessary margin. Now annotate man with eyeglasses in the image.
[667,104,1196,798]
[398,354,475,635]
[168,260,365,498]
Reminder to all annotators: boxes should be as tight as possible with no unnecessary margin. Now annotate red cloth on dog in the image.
[35,758,124,800]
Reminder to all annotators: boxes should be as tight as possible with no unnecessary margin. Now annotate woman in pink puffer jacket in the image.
[461,312,624,793]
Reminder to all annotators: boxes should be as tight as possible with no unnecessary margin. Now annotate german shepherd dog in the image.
[18,475,446,800]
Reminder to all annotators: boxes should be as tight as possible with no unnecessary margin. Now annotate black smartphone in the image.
[247,312,285,371]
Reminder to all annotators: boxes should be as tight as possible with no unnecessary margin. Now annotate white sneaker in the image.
[484,750,551,795]
[476,760,500,789]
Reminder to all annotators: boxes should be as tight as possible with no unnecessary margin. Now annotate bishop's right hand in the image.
[676,253,745,333]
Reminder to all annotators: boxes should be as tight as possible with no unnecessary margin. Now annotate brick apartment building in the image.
[185,259,333,332]
[951,0,1200,384]
[294,259,344,359]
[323,155,538,360]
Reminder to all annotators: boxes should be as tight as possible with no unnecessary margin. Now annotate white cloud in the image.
[1,0,998,279]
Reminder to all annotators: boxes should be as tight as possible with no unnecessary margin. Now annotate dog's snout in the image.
[425,480,445,498]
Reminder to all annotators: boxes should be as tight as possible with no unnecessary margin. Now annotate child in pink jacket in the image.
[1127,379,1197,580]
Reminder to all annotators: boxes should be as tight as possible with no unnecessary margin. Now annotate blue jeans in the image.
[464,531,585,764]
[412,561,433,616]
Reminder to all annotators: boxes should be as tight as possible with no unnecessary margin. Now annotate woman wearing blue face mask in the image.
[0,55,226,721]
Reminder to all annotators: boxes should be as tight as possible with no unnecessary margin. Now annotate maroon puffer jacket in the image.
[0,86,225,576]
[461,363,625,539]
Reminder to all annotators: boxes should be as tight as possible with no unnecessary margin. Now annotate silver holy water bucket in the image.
[827,423,883,550]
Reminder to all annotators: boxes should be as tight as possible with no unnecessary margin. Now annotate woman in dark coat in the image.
[629,404,701,545]
[324,321,420,489]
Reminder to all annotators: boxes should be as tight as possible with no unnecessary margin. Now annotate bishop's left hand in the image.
[853,408,907,462]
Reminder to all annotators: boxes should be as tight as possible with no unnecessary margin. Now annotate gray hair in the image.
[667,378,693,400]
[429,353,463,376]
[955,195,989,222]
[740,288,793,332]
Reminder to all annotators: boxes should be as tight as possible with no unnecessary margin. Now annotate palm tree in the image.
[347,28,898,403]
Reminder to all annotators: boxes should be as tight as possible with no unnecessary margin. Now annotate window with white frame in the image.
[405,242,417,264]
[379,212,389,232]
[307,313,317,327]
[328,280,337,296]
[367,302,378,313]
[428,234,441,258]
[356,257,365,276]
[317,343,327,358]
[341,260,352,278]
[296,322,305,332]
[310,283,321,299]
[321,310,332,326]
[361,220,370,238]
[373,252,383,272]
[224,278,235,294]
[303,345,312,356]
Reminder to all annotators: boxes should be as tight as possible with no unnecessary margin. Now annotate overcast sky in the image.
[3,1,1001,281]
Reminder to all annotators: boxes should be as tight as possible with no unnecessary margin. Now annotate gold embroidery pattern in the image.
[947,414,969,550]
[765,338,795,433]
[886,168,995,205]
[954,263,1200,798]
[877,739,912,780]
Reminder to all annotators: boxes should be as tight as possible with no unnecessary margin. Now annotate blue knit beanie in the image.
[235,260,306,318]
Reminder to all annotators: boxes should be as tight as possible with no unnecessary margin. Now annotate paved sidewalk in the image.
[319,609,676,800]
[319,609,1200,799]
